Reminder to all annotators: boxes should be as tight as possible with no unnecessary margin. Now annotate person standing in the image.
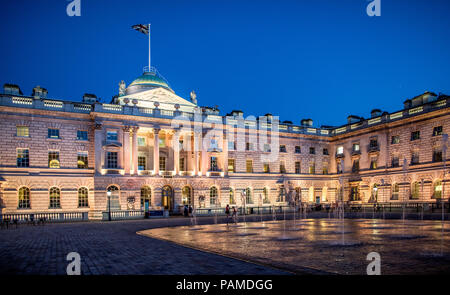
[225,204,230,224]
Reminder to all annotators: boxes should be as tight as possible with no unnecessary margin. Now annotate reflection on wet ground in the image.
[139,218,450,274]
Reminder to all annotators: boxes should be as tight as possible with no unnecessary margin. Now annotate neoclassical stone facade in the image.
[0,73,448,219]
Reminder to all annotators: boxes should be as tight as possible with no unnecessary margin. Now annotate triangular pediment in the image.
[119,88,197,113]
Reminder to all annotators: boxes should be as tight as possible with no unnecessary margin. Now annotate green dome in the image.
[126,70,172,95]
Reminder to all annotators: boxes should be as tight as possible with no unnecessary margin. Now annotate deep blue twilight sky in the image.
[1,0,449,127]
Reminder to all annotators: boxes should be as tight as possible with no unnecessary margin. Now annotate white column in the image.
[173,131,180,175]
[94,123,103,175]
[131,126,139,175]
[122,126,131,175]
[223,133,228,176]
[153,128,160,175]
[193,132,200,176]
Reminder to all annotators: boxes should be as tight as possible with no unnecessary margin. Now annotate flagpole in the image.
[148,23,151,70]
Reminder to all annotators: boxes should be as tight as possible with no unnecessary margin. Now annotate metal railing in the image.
[1,211,89,223]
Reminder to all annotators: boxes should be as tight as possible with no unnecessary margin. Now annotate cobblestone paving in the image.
[0,217,288,275]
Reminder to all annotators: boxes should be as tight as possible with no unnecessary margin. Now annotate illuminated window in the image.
[78,187,89,208]
[433,180,442,199]
[433,126,443,136]
[138,156,146,170]
[391,136,400,144]
[246,160,253,173]
[228,159,235,173]
[16,126,29,137]
[411,182,420,199]
[309,162,315,174]
[138,137,146,146]
[370,158,377,170]
[179,158,185,171]
[159,138,166,147]
[210,186,218,206]
[350,186,360,201]
[277,186,285,202]
[141,186,152,208]
[18,187,30,209]
[159,157,166,171]
[322,163,328,175]
[77,152,88,169]
[182,186,192,205]
[48,151,60,168]
[336,146,344,155]
[245,187,253,204]
[49,187,61,209]
[263,187,270,203]
[352,143,360,152]
[210,157,218,171]
[229,188,235,204]
[391,183,399,200]
[263,163,270,173]
[17,149,29,167]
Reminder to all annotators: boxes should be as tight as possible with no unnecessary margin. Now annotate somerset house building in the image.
[0,64,449,220]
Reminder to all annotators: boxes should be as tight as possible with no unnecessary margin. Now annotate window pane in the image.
[77,130,88,140]
[17,149,29,167]
[17,126,29,137]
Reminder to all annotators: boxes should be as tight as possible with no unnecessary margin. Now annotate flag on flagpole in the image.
[132,24,149,35]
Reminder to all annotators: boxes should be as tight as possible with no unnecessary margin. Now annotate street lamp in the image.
[107,191,112,221]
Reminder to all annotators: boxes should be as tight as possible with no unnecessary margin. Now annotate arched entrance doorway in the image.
[162,185,174,211]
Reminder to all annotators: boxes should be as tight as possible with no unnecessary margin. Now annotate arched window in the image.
[411,182,420,200]
[107,185,120,211]
[182,186,192,205]
[391,183,399,200]
[49,187,61,209]
[263,187,270,203]
[78,187,89,208]
[245,187,253,204]
[18,187,30,209]
[141,186,152,208]
[277,186,285,202]
[370,184,378,203]
[210,187,218,206]
[433,180,442,199]
[229,188,235,205]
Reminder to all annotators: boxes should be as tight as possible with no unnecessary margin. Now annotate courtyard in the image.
[1,214,449,275]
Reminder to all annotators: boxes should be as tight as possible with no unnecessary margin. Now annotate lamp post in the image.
[241,189,246,216]
[373,186,378,203]
[107,191,112,221]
